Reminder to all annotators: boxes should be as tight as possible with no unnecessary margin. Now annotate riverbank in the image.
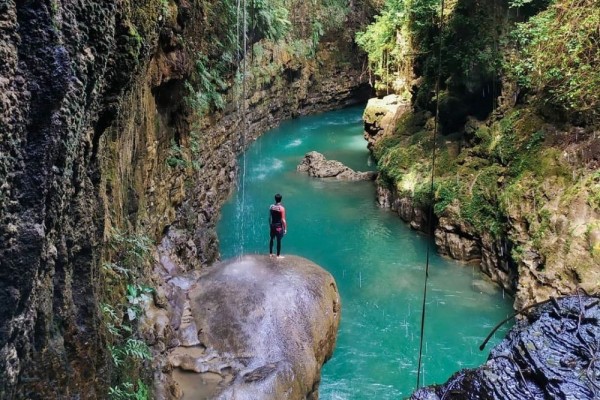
[363,95,600,311]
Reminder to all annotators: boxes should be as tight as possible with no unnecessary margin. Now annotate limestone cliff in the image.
[0,0,371,397]
[359,0,599,310]
[365,97,599,311]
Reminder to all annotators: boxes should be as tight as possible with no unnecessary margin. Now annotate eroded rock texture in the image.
[0,0,369,396]
[362,94,410,150]
[410,295,600,400]
[0,1,139,397]
[297,151,377,180]
[152,255,341,400]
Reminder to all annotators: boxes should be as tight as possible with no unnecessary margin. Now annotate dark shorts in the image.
[270,224,284,239]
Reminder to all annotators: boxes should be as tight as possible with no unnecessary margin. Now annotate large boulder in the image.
[167,255,341,400]
[410,295,600,400]
[362,94,410,150]
[297,151,377,181]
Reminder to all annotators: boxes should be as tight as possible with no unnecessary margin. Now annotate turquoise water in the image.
[217,106,513,399]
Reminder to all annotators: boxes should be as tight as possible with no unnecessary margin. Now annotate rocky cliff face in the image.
[363,87,599,312]
[1,2,140,396]
[0,0,370,397]
[410,295,600,400]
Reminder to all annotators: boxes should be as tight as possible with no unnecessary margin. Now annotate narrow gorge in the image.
[1,0,598,398]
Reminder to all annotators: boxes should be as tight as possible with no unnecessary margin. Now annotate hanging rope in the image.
[236,0,248,256]
[416,0,446,389]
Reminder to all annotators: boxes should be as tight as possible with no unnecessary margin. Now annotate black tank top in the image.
[270,204,283,225]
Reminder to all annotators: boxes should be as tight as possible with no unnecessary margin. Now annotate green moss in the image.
[588,222,600,260]
[435,147,458,177]
[396,111,428,137]
[505,0,600,123]
[434,179,460,215]
[589,171,600,210]
[531,208,552,248]
[474,125,492,148]
[412,182,434,208]
[126,24,143,58]
[529,148,571,181]
[458,165,506,236]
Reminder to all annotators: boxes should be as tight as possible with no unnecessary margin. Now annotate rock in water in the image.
[297,151,377,181]
[410,295,600,400]
[169,255,341,400]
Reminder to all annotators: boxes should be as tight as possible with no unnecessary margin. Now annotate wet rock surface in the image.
[297,151,377,181]
[410,295,600,400]
[151,254,341,400]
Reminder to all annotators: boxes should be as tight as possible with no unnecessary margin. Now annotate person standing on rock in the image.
[269,193,287,258]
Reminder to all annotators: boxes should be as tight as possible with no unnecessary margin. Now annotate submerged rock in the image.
[410,295,600,400]
[167,254,341,400]
[297,151,377,181]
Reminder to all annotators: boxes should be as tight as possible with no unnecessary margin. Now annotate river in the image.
[217,105,513,399]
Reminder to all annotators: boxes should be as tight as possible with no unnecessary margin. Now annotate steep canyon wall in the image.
[0,0,370,397]
[364,79,598,313]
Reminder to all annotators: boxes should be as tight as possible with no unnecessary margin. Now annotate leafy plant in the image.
[310,20,324,56]
[187,53,228,117]
[250,0,291,41]
[504,0,600,123]
[166,139,187,168]
[126,284,154,321]
[101,230,154,399]
[108,379,150,400]
[109,229,153,265]
[356,1,407,91]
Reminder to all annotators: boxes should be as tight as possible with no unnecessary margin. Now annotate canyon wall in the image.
[0,0,371,397]
[364,92,599,311]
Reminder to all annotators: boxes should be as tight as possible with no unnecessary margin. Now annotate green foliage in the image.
[125,24,143,59]
[433,179,459,215]
[434,147,458,177]
[356,0,407,90]
[166,139,186,168]
[108,379,150,400]
[166,131,202,171]
[108,229,153,266]
[530,207,552,247]
[375,104,581,239]
[110,338,153,366]
[310,20,324,56]
[590,171,600,210]
[317,0,351,30]
[412,182,434,208]
[102,229,154,399]
[359,0,502,117]
[251,0,291,41]
[50,0,59,15]
[508,0,535,8]
[372,112,427,160]
[459,166,506,237]
[378,144,426,183]
[198,0,238,59]
[505,0,600,122]
[125,284,154,321]
[187,53,227,117]
[159,0,170,17]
